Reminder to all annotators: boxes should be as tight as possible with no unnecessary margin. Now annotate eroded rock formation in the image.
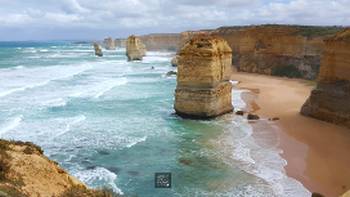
[178,25,342,80]
[174,35,233,118]
[0,140,116,197]
[126,35,146,61]
[93,42,103,57]
[103,37,116,50]
[301,29,350,128]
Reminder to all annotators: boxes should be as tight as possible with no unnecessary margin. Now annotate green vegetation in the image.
[296,26,343,38]
[272,64,303,78]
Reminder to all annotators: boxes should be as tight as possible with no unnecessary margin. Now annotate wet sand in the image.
[231,72,350,197]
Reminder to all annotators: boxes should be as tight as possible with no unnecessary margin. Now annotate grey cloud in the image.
[0,0,349,40]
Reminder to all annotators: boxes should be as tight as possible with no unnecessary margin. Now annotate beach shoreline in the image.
[231,72,350,197]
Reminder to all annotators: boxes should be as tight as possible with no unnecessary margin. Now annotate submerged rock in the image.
[103,37,116,50]
[174,34,233,118]
[235,111,245,116]
[166,70,177,76]
[93,42,103,57]
[247,114,260,120]
[126,35,146,61]
[301,29,350,128]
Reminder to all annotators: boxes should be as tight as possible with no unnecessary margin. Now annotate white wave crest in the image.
[74,167,123,195]
[0,115,23,137]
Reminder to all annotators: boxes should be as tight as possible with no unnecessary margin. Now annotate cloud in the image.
[0,0,349,40]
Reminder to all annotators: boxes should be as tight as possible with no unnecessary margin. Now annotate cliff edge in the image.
[0,139,117,197]
[301,29,350,128]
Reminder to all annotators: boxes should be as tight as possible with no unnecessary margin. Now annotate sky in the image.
[0,0,349,41]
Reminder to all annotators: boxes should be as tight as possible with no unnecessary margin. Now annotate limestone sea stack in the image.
[301,29,350,128]
[93,42,103,57]
[126,35,146,61]
[174,35,233,118]
[103,37,116,50]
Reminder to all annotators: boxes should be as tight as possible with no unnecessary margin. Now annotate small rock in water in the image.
[269,117,280,121]
[179,158,192,166]
[166,71,177,76]
[247,113,260,120]
[235,111,244,116]
[93,42,103,57]
[127,171,140,176]
[151,66,155,69]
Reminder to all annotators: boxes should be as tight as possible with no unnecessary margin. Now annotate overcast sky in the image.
[0,0,349,41]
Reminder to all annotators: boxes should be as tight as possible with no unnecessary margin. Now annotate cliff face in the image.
[103,37,116,50]
[126,35,146,61]
[174,35,233,118]
[211,25,342,80]
[301,29,350,128]
[140,33,181,51]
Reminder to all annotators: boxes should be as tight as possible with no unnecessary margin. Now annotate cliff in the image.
[301,29,350,128]
[126,35,146,61]
[176,25,343,80]
[0,139,117,197]
[140,33,181,51]
[103,37,116,50]
[174,34,233,118]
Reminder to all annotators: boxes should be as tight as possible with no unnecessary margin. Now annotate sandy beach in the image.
[231,72,350,197]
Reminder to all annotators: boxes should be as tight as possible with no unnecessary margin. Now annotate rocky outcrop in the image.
[176,25,342,80]
[174,35,233,118]
[93,42,103,57]
[140,33,181,51]
[301,29,350,128]
[126,35,146,61]
[0,140,116,197]
[103,37,116,50]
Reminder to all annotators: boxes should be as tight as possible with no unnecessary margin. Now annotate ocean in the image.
[0,41,310,197]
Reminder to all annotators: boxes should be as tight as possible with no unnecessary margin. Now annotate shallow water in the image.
[0,41,310,197]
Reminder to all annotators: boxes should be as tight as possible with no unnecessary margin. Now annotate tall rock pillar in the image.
[174,35,233,118]
[301,29,350,128]
[126,35,146,61]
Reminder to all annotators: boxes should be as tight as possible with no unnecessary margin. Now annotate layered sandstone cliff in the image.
[174,35,233,118]
[301,29,350,128]
[140,33,181,51]
[93,42,103,57]
[0,140,116,197]
[103,37,116,50]
[126,35,146,61]
[178,25,342,80]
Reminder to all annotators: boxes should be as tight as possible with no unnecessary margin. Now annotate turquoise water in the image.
[0,42,310,197]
